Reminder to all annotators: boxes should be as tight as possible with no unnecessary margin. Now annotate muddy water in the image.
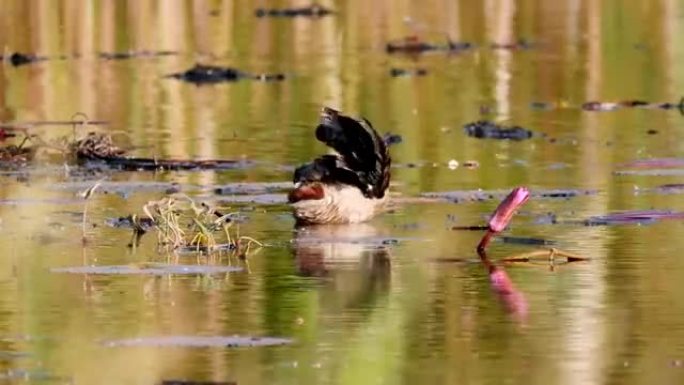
[1,1,684,384]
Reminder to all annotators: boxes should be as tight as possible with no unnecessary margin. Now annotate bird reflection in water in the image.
[292,223,391,306]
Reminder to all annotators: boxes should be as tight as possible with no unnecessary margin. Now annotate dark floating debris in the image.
[500,236,555,246]
[255,3,333,17]
[167,64,286,85]
[452,225,489,231]
[106,215,155,230]
[584,210,684,226]
[103,335,292,348]
[463,120,534,140]
[98,50,177,60]
[71,132,250,171]
[423,188,597,203]
[1,52,46,66]
[382,132,403,146]
[530,98,684,113]
[213,182,291,195]
[162,381,236,385]
[0,128,17,141]
[490,39,535,50]
[0,133,35,165]
[582,98,684,112]
[389,68,428,77]
[386,36,474,54]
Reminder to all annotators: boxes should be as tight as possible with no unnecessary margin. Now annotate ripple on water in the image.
[50,264,243,275]
[103,335,292,348]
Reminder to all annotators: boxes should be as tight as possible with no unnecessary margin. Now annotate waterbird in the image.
[289,107,391,224]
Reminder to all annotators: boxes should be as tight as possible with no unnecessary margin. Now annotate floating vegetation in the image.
[530,97,684,114]
[0,128,17,141]
[389,68,428,78]
[162,380,236,385]
[583,210,684,226]
[0,143,34,163]
[213,182,291,195]
[582,97,684,113]
[1,52,46,66]
[51,263,243,275]
[501,248,589,267]
[255,3,333,18]
[98,50,177,60]
[499,236,556,246]
[464,120,534,140]
[55,180,187,198]
[139,195,262,256]
[166,64,286,85]
[382,133,403,146]
[422,188,597,203]
[107,215,156,230]
[103,335,292,348]
[71,132,250,171]
[386,36,474,54]
[490,39,535,50]
[0,133,35,165]
[70,132,126,159]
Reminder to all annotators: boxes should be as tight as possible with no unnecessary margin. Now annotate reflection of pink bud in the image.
[488,187,530,233]
[489,268,514,293]
[489,268,528,320]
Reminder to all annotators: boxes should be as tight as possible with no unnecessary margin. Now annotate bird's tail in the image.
[315,107,391,198]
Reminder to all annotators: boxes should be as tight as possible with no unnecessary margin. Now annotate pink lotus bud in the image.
[488,187,530,233]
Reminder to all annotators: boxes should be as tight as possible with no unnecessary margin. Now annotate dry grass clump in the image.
[69,132,126,159]
[141,195,262,256]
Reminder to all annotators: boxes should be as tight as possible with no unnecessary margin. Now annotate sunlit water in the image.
[1,1,684,384]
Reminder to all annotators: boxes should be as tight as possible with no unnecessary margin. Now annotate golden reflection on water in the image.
[0,0,684,384]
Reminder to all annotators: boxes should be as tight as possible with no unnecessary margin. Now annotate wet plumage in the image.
[289,107,391,224]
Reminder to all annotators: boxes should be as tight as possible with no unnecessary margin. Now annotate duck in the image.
[288,107,391,224]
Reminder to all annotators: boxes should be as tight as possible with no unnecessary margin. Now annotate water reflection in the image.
[293,224,391,307]
[1,0,684,384]
[478,248,528,323]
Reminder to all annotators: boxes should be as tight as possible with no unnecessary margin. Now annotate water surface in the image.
[1,1,684,384]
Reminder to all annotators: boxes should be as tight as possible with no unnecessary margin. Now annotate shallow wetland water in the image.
[1,1,684,384]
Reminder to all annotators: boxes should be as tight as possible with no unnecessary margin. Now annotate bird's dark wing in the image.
[314,107,391,198]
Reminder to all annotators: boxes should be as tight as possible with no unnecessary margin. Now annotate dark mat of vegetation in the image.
[386,36,474,54]
[98,50,178,60]
[255,3,333,17]
[464,120,534,140]
[166,64,286,85]
[72,132,251,171]
[389,68,428,77]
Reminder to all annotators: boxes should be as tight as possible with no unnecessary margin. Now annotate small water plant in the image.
[141,195,262,256]
[79,179,104,243]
